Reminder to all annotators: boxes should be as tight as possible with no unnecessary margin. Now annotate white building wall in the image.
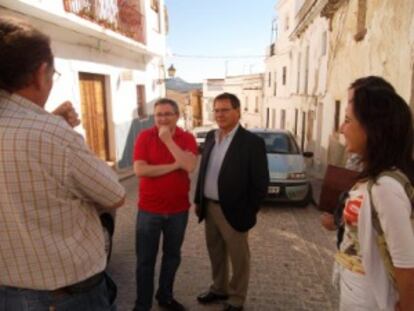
[264,0,329,176]
[264,0,303,134]
[145,0,167,55]
[289,10,329,169]
[223,74,263,129]
[0,0,167,169]
[202,79,224,126]
[264,0,413,175]
[319,0,414,170]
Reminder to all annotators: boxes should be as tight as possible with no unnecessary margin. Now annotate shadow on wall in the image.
[117,112,154,169]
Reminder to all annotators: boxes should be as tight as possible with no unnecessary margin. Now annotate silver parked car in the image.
[192,126,216,152]
[251,129,313,206]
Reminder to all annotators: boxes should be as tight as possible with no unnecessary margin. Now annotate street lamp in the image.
[167,64,176,78]
[156,64,176,85]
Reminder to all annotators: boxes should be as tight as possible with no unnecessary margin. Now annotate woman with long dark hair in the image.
[335,76,414,310]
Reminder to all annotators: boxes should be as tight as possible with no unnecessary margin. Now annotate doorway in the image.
[78,73,110,161]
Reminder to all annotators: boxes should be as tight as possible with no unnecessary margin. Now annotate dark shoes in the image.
[222,304,243,311]
[196,291,242,311]
[197,291,229,304]
[158,298,186,311]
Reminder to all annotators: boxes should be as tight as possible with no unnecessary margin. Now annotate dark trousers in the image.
[134,210,188,311]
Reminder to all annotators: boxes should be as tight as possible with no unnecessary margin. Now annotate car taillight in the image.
[287,172,306,179]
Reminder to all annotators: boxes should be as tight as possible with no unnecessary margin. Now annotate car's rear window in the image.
[254,132,299,154]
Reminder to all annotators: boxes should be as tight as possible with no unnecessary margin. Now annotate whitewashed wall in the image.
[0,0,167,169]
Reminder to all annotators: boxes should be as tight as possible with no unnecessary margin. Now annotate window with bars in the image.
[280,109,286,129]
[354,0,367,41]
[255,96,259,113]
[151,0,159,12]
[294,108,298,136]
[334,100,341,132]
[266,107,270,128]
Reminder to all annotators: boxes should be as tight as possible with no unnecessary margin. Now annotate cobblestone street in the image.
[108,175,339,311]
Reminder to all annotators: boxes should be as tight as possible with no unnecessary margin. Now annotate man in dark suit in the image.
[194,92,269,311]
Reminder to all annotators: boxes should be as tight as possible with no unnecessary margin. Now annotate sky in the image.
[164,0,278,83]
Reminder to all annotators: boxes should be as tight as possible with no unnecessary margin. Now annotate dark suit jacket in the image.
[194,126,269,232]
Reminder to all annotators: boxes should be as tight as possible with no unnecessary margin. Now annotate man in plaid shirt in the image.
[0,16,126,310]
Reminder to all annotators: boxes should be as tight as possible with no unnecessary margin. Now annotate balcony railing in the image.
[63,0,146,44]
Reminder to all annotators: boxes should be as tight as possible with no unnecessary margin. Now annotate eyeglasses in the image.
[213,108,233,114]
[155,112,176,118]
[53,69,61,82]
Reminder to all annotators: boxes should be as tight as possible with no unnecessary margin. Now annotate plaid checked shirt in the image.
[0,90,125,290]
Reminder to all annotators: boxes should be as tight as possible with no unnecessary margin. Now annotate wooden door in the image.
[78,73,109,161]
[136,84,147,119]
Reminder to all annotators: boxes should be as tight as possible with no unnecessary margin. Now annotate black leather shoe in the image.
[197,291,229,304]
[222,304,243,311]
[158,298,186,311]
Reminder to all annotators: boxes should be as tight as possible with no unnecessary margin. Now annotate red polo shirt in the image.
[133,126,197,214]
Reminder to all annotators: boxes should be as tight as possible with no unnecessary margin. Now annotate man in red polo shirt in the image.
[133,98,197,311]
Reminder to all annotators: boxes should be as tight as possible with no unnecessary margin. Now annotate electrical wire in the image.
[171,53,265,59]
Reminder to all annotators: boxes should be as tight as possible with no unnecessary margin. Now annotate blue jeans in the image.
[0,272,117,311]
[134,210,188,311]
